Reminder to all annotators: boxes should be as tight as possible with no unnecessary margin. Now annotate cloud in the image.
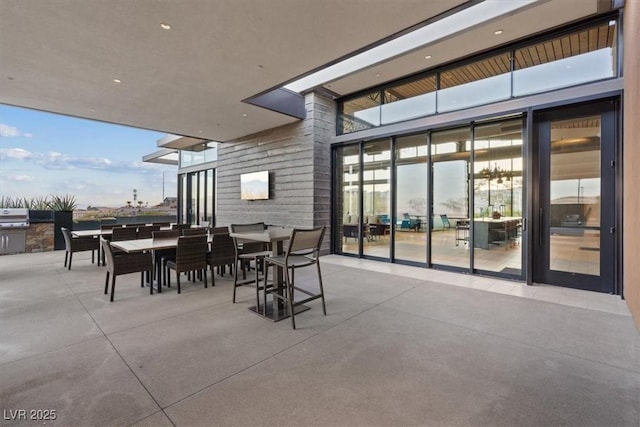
[0,123,32,138]
[6,174,35,182]
[1,147,174,177]
[0,147,33,160]
[0,169,35,183]
[41,151,113,170]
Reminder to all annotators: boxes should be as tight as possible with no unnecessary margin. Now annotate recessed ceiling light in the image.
[113,79,122,83]
[7,76,14,80]
[494,29,503,35]
[375,73,380,78]
[608,20,616,26]
[242,113,248,117]
[257,65,264,69]
[424,55,432,60]
[160,23,171,30]
[88,108,96,112]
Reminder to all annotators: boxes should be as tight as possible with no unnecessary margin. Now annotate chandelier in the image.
[480,162,512,184]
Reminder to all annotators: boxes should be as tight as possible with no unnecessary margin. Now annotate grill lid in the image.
[0,208,30,228]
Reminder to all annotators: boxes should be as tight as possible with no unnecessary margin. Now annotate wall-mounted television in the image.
[240,170,269,200]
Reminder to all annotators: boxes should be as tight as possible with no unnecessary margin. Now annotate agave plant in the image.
[48,194,77,211]
[25,196,51,210]
[0,196,26,208]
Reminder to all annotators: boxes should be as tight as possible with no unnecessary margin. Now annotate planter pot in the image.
[53,211,73,250]
[29,209,54,223]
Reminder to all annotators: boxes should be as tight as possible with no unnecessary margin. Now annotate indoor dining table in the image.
[229,227,310,321]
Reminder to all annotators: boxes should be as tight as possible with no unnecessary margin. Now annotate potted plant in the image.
[50,194,77,250]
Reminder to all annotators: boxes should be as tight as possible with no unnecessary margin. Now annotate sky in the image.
[0,105,178,209]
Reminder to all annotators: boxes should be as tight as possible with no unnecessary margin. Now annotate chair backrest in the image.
[152,230,180,239]
[209,232,236,267]
[287,227,325,259]
[229,222,266,234]
[100,224,122,231]
[175,235,208,271]
[171,223,191,231]
[111,226,138,241]
[61,227,72,250]
[100,237,115,272]
[210,226,229,235]
[153,222,171,227]
[182,227,207,236]
[137,225,160,239]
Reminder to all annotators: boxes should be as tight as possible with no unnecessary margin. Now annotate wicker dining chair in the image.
[229,222,271,306]
[182,227,207,236]
[263,227,326,329]
[61,227,99,270]
[207,231,236,286]
[111,226,138,242]
[100,237,153,302]
[137,225,161,239]
[165,235,209,294]
[171,223,191,232]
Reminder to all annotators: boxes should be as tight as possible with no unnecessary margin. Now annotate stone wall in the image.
[26,223,54,252]
[216,91,336,252]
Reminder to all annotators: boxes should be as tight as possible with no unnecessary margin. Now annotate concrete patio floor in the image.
[1,250,638,426]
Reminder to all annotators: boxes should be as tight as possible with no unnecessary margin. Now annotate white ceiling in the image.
[0,0,606,144]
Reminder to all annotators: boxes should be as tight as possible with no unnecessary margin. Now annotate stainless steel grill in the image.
[0,208,29,254]
[0,208,30,228]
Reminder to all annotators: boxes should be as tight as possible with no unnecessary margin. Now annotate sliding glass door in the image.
[473,119,524,275]
[430,127,471,270]
[394,134,428,264]
[178,168,215,225]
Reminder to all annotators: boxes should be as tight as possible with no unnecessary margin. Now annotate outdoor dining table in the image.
[71,229,115,265]
[229,227,310,321]
[110,236,212,292]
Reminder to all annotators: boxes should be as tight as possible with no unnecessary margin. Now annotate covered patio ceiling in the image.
[0,0,608,144]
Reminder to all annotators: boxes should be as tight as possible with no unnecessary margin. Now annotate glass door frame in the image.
[331,117,527,280]
[177,168,216,226]
[532,99,618,293]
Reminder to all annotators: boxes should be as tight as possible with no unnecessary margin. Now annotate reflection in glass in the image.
[549,115,601,276]
[438,53,511,113]
[336,145,361,255]
[198,171,206,224]
[513,21,616,96]
[339,91,381,134]
[395,134,428,263]
[363,140,391,258]
[206,170,214,225]
[431,127,470,269]
[473,119,523,274]
[381,76,436,125]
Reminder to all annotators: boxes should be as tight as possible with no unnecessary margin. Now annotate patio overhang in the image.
[142,148,179,166]
[1,0,613,147]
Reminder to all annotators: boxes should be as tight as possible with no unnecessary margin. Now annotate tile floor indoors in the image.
[0,250,638,426]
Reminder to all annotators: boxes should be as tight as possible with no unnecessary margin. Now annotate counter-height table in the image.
[229,227,309,321]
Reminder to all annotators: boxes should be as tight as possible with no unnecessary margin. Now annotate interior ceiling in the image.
[0,0,605,144]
